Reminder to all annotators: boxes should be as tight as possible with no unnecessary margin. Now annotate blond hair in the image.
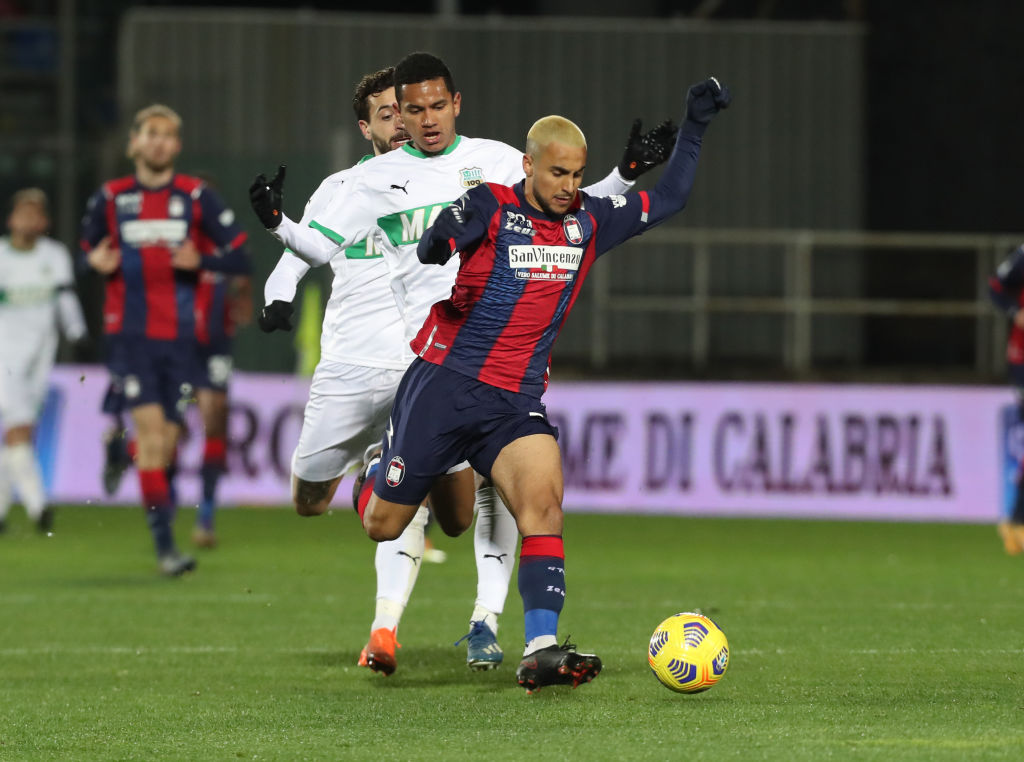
[11,187,48,212]
[127,104,182,158]
[525,115,587,158]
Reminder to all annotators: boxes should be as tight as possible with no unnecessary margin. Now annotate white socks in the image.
[0,443,46,520]
[367,485,518,640]
[371,505,429,632]
[472,484,518,629]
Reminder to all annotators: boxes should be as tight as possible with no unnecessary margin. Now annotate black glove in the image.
[249,164,286,229]
[420,198,473,264]
[258,300,294,333]
[617,118,679,181]
[432,199,473,242]
[685,77,732,126]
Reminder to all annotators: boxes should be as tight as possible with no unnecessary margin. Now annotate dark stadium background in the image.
[3,0,1023,378]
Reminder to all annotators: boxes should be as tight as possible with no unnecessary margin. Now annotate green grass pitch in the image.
[2,506,1023,761]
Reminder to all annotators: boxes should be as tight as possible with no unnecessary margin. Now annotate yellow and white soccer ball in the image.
[648,612,729,693]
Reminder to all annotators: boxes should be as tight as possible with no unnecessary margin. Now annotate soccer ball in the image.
[648,612,729,693]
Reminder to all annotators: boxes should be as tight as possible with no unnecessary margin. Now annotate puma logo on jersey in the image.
[483,553,508,565]
[390,181,410,194]
[397,550,421,565]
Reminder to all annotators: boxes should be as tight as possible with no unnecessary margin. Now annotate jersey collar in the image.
[401,134,462,159]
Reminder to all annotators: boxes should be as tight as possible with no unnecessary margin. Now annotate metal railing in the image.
[589,228,1024,378]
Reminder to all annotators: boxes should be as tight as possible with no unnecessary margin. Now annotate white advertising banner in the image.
[30,367,1016,522]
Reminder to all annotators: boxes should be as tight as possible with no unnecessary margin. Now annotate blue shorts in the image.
[103,335,198,424]
[374,358,558,506]
[196,337,234,392]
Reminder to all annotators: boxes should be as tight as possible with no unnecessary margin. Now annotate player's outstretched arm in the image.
[250,164,340,267]
[643,77,730,223]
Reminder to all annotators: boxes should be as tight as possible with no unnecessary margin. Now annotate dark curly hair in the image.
[352,67,396,122]
[393,52,455,103]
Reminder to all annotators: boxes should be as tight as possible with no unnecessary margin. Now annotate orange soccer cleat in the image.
[357,627,401,676]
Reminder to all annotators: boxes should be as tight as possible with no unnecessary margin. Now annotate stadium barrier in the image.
[27,366,1016,523]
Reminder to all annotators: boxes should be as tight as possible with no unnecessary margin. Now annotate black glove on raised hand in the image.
[617,118,679,181]
[249,164,286,229]
[258,299,294,333]
[684,77,732,127]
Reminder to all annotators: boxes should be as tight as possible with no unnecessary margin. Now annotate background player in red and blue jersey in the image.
[988,245,1024,553]
[80,104,250,576]
[358,77,731,692]
[192,264,252,548]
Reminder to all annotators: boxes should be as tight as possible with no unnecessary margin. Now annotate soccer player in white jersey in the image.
[251,53,677,674]
[0,189,87,533]
[260,67,455,676]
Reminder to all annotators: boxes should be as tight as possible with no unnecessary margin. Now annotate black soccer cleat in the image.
[515,638,602,694]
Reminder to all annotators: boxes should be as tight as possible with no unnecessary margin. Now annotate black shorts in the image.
[103,335,198,424]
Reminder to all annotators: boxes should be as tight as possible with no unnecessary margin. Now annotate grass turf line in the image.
[1,507,1023,761]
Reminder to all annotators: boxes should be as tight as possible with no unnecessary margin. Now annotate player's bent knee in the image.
[518,498,564,535]
[292,478,332,516]
[362,509,403,542]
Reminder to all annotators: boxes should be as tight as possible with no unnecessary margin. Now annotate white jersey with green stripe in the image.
[273,135,633,357]
[265,158,408,370]
[307,136,527,352]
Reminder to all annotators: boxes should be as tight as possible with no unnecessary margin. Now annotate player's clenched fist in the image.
[433,200,473,241]
[419,199,475,265]
[685,77,732,126]
[258,299,294,333]
[249,164,286,229]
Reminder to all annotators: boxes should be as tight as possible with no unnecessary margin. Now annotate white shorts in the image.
[291,360,405,483]
[0,335,56,429]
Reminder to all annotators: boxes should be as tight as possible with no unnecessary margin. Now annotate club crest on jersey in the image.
[563,215,583,244]
[168,195,186,218]
[508,244,583,282]
[459,167,484,188]
[386,456,406,487]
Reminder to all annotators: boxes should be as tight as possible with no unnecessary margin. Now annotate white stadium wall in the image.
[32,366,1017,522]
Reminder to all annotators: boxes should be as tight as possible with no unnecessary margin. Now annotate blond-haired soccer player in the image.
[362,77,730,693]
[80,104,250,575]
[0,189,86,533]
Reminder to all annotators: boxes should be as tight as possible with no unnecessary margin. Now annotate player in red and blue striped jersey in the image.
[80,104,250,576]
[361,77,731,692]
